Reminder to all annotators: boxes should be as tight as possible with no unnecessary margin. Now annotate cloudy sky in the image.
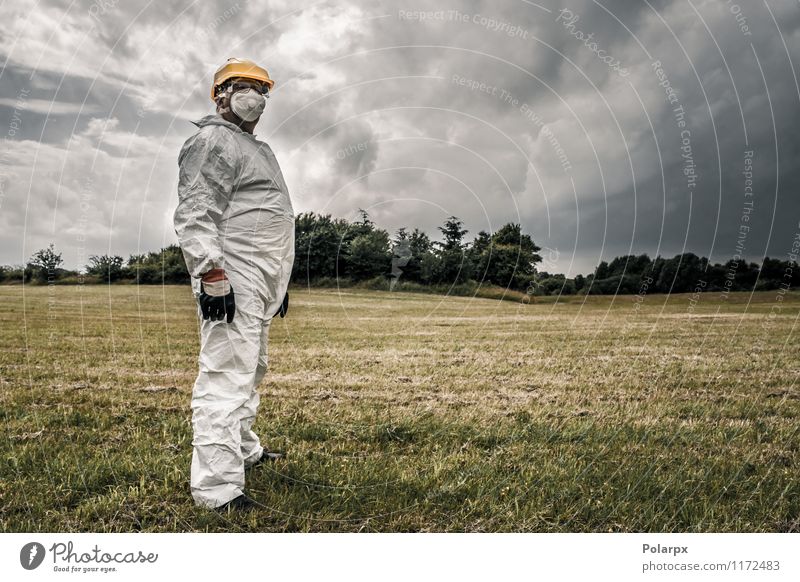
[1,0,799,276]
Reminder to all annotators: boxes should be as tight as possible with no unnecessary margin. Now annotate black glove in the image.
[199,269,236,323]
[273,292,289,318]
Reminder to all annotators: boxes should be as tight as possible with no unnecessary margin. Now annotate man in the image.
[174,58,295,512]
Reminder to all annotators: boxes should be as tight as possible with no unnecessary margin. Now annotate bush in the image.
[345,231,391,281]
[86,255,126,282]
[126,244,189,284]
[0,266,28,284]
[27,244,64,283]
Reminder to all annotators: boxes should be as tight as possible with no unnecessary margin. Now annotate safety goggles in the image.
[228,81,270,97]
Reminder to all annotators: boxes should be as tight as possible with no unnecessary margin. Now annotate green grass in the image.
[1,284,798,532]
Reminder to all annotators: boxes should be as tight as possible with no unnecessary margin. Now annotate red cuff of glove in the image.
[201,268,231,297]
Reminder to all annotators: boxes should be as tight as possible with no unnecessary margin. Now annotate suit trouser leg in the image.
[190,308,264,509]
[241,317,272,467]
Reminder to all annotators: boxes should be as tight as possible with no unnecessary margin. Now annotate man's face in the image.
[216,77,268,114]
[214,77,269,132]
[216,77,268,133]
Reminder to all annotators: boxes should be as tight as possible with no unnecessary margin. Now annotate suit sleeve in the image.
[173,128,238,278]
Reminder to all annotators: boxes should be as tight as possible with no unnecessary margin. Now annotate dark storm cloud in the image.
[0,0,798,275]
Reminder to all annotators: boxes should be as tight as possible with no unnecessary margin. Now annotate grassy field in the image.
[1,284,798,532]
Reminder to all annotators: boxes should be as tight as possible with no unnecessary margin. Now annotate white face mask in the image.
[230,88,266,122]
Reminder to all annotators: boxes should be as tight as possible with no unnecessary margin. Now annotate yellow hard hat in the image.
[211,58,274,101]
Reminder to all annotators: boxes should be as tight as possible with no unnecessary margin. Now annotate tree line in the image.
[3,211,799,297]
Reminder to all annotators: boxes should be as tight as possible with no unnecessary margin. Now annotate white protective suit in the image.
[174,114,295,509]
